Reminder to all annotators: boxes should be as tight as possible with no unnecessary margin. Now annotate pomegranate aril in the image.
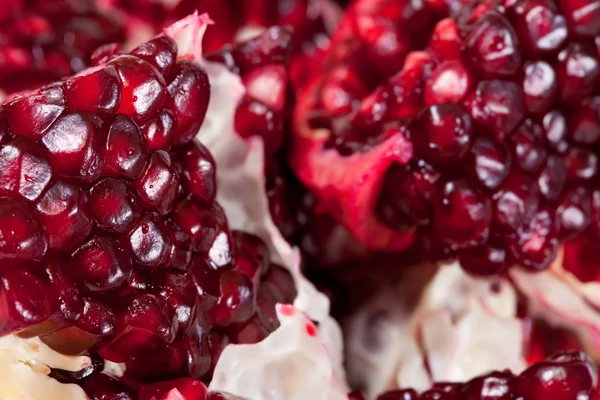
[212,269,256,327]
[134,150,180,215]
[151,272,197,330]
[63,66,121,117]
[465,80,524,141]
[41,112,105,183]
[76,299,116,338]
[411,103,473,167]
[111,55,167,124]
[5,85,65,140]
[556,185,592,239]
[142,109,176,150]
[509,120,548,173]
[522,61,557,115]
[467,136,511,192]
[173,140,217,205]
[563,147,598,180]
[0,136,52,202]
[130,34,178,78]
[165,60,210,145]
[509,206,559,271]
[233,231,270,283]
[460,370,514,399]
[434,180,492,250]
[0,269,51,335]
[82,374,134,400]
[512,0,568,55]
[542,110,569,153]
[555,43,600,106]
[89,178,140,234]
[537,155,567,202]
[173,200,234,270]
[100,293,177,363]
[0,197,47,267]
[492,171,539,232]
[556,0,600,37]
[72,237,133,294]
[126,212,172,268]
[164,220,193,272]
[424,61,471,105]
[104,114,150,180]
[459,242,510,276]
[36,181,92,251]
[263,264,297,304]
[462,11,522,78]
[568,96,600,145]
[231,26,292,72]
[234,97,283,154]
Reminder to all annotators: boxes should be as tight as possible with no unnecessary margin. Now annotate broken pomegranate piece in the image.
[0,13,300,390]
[291,0,600,275]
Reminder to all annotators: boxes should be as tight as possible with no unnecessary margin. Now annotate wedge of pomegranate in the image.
[0,0,124,95]
[291,0,600,275]
[0,12,303,394]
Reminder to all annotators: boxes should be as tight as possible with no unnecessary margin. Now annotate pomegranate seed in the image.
[134,150,180,215]
[130,34,178,77]
[104,114,150,180]
[555,43,600,106]
[0,270,51,335]
[0,198,47,266]
[513,0,568,55]
[5,85,65,140]
[89,178,141,234]
[63,66,121,117]
[139,378,208,400]
[522,61,557,115]
[424,61,471,105]
[142,109,176,150]
[82,374,134,400]
[126,212,172,268]
[174,140,217,205]
[509,206,558,271]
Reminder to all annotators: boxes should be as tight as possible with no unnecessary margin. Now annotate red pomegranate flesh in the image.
[0,13,297,392]
[291,0,600,276]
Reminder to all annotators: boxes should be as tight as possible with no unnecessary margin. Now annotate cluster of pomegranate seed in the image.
[0,16,297,391]
[291,0,600,275]
[348,351,598,400]
[0,0,124,94]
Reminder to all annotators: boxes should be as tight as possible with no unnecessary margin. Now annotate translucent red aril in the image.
[556,185,592,239]
[111,55,167,124]
[100,293,177,362]
[0,136,52,201]
[537,155,567,202]
[5,85,66,141]
[35,182,92,251]
[234,98,283,154]
[467,136,511,192]
[411,104,473,167]
[127,212,172,268]
[459,242,509,276]
[493,171,539,232]
[82,373,134,400]
[510,206,559,271]
[165,61,210,145]
[89,178,140,234]
[542,110,569,153]
[556,0,600,37]
[72,238,133,294]
[512,0,568,55]
[174,140,217,205]
[563,147,598,180]
[461,371,514,399]
[555,43,600,106]
[434,180,492,250]
[41,112,105,183]
[522,61,557,115]
[212,269,255,327]
[466,80,525,141]
[142,109,177,150]
[0,270,51,335]
[104,114,149,179]
[130,34,178,78]
[462,11,522,78]
[568,96,600,145]
[63,66,122,117]
[0,198,47,266]
[510,120,547,173]
[134,150,180,215]
[424,61,471,105]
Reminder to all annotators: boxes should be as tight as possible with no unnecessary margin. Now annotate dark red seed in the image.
[134,150,180,215]
[509,120,547,173]
[63,66,121,117]
[234,97,283,154]
[509,206,558,271]
[459,243,509,276]
[0,136,52,202]
[462,11,522,78]
[542,110,568,153]
[556,185,592,240]
[522,61,557,115]
[556,0,600,37]
[41,112,105,183]
[492,171,539,232]
[104,114,150,180]
[0,270,51,336]
[563,147,598,180]
[139,378,208,400]
[5,85,65,140]
[173,140,217,205]
[89,178,140,234]
[130,34,178,77]
[555,43,600,106]
[468,136,511,191]
[212,269,255,328]
[0,198,48,267]
[568,96,600,145]
[72,237,133,294]
[513,0,568,55]
[411,103,473,167]
[82,374,134,400]
[460,370,514,400]
[166,60,210,145]
[126,212,172,268]
[537,155,567,202]
[111,55,167,124]
[35,181,92,251]
[142,109,176,150]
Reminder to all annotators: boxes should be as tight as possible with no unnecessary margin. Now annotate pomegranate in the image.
[290,0,600,275]
[0,0,124,95]
[0,13,304,395]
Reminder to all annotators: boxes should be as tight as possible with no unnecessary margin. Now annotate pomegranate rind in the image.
[0,336,90,400]
[291,76,415,252]
[344,262,526,398]
[209,304,348,400]
[511,248,600,361]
